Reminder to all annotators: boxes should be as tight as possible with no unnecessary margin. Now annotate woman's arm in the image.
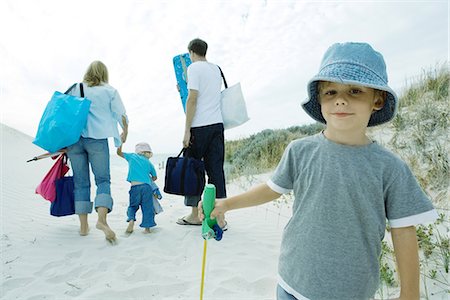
[121,115,128,143]
[116,144,124,158]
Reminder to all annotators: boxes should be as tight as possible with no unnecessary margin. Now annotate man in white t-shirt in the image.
[176,38,227,228]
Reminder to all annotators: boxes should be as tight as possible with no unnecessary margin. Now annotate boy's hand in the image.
[116,144,124,158]
[198,199,228,221]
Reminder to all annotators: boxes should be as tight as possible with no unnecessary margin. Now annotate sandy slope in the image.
[2,123,446,299]
[0,123,288,300]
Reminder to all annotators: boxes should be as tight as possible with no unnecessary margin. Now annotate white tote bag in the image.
[218,67,249,130]
[221,83,249,130]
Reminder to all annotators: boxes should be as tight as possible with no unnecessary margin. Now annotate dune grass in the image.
[224,123,324,180]
[376,64,449,299]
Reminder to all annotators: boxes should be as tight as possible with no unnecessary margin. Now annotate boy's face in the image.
[141,151,153,159]
[318,82,384,132]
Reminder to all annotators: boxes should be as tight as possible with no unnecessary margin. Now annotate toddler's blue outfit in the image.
[123,152,162,228]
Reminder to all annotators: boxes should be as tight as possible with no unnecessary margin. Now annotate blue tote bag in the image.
[33,83,91,153]
[163,148,206,196]
[50,176,75,217]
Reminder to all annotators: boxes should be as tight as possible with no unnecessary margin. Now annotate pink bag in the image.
[35,154,70,202]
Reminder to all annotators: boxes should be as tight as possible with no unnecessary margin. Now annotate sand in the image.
[1,124,288,300]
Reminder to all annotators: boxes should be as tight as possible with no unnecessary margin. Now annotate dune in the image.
[2,122,446,299]
[0,123,288,300]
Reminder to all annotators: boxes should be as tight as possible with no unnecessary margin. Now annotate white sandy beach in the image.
[1,123,448,300]
[1,123,291,300]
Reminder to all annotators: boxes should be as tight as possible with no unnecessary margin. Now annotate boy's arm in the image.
[149,162,157,181]
[117,144,124,158]
[391,226,420,300]
[200,183,281,220]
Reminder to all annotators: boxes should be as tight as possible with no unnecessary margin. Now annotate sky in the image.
[0,0,448,154]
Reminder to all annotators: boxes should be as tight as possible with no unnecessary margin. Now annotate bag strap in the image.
[79,83,84,98]
[63,83,85,98]
[177,148,186,158]
[64,83,77,94]
[180,155,189,195]
[217,66,228,89]
[55,153,66,177]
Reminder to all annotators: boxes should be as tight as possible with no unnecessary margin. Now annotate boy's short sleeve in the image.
[123,152,131,161]
[386,160,437,227]
[268,142,295,194]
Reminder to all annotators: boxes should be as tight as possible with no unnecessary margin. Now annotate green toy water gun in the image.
[200,184,224,300]
[201,184,223,241]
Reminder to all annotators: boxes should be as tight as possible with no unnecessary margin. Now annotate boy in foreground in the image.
[199,42,437,299]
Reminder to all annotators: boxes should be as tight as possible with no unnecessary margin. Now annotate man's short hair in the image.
[188,38,208,57]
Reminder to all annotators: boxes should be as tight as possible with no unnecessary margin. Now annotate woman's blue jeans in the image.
[67,137,113,214]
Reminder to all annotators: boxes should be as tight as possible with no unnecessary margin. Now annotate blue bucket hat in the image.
[302,42,398,127]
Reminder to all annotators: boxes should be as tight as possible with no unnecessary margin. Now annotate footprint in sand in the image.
[1,277,34,294]
[34,260,66,277]
[123,265,150,283]
[27,294,55,300]
[65,250,83,259]
[34,260,85,284]
[45,265,85,284]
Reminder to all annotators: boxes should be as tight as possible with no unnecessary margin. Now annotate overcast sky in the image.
[1,0,448,153]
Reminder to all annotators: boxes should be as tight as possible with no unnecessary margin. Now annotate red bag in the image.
[35,154,70,202]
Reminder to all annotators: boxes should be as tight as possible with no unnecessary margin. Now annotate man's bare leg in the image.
[186,206,201,223]
[177,206,201,225]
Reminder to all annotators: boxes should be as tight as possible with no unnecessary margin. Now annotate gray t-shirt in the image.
[269,133,436,299]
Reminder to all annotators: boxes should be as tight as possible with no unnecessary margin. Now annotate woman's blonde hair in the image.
[83,61,109,87]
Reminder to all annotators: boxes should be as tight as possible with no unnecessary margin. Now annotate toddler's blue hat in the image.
[302,42,398,127]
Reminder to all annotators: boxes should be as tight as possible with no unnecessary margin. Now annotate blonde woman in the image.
[66,61,128,243]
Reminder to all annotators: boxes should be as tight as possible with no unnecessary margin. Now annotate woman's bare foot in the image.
[96,221,116,243]
[143,228,152,234]
[96,207,116,243]
[125,221,134,234]
[79,225,90,236]
[79,214,89,236]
